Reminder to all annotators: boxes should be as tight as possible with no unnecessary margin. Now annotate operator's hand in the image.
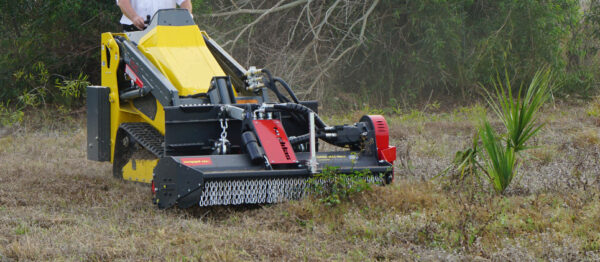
[132,15,146,30]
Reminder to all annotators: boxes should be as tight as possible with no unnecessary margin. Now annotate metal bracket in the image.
[308,112,318,174]
[223,105,245,120]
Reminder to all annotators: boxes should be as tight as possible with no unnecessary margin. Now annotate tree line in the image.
[0,0,597,113]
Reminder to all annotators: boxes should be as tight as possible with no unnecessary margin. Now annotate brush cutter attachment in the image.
[87,9,395,209]
[152,103,395,209]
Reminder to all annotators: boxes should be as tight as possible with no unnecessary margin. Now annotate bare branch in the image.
[287,0,341,76]
[229,0,287,52]
[304,0,380,97]
[285,3,309,48]
[206,0,310,17]
[207,0,380,99]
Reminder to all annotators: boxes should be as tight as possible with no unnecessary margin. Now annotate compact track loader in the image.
[87,9,396,209]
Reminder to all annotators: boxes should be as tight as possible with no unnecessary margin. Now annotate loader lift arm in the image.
[114,36,181,106]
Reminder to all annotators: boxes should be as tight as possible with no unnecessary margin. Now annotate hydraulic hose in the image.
[273,77,299,104]
[271,103,356,147]
[274,91,291,103]
[272,103,328,129]
[289,133,326,145]
[261,68,274,82]
[260,69,298,103]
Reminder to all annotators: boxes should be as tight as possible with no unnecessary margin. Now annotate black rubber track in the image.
[119,122,164,157]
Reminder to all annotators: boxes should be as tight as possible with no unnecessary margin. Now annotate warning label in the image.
[180,157,213,166]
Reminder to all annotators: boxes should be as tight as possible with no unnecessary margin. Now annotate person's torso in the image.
[132,0,178,19]
[121,0,178,24]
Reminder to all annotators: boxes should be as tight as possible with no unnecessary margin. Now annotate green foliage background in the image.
[0,0,598,112]
[0,0,119,106]
[333,0,598,108]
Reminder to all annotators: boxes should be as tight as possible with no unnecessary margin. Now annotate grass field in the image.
[1,100,600,261]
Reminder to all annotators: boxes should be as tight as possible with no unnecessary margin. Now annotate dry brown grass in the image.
[573,128,600,148]
[1,102,600,261]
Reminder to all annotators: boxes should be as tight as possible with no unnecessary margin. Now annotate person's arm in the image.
[179,0,192,14]
[117,0,146,30]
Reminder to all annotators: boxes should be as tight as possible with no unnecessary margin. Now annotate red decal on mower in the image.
[181,157,213,166]
[125,64,144,88]
[253,120,297,164]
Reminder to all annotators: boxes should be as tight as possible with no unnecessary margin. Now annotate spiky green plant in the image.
[478,68,552,193]
[479,121,517,193]
[440,132,483,181]
[485,69,552,152]
[443,68,553,193]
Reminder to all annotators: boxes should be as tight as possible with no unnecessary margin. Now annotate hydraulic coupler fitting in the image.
[244,66,265,92]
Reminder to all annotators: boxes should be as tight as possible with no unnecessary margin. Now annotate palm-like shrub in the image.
[480,69,552,193]
[485,69,552,152]
[479,121,518,193]
[444,68,553,193]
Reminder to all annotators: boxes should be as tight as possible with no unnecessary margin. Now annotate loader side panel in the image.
[87,86,111,161]
[101,33,148,163]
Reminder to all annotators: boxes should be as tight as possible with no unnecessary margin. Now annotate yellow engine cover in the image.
[137,25,230,97]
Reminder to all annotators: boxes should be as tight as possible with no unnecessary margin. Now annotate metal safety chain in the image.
[220,117,228,139]
[197,175,385,207]
[216,107,230,154]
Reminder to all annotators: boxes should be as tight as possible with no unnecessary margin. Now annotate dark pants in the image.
[121,24,140,32]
